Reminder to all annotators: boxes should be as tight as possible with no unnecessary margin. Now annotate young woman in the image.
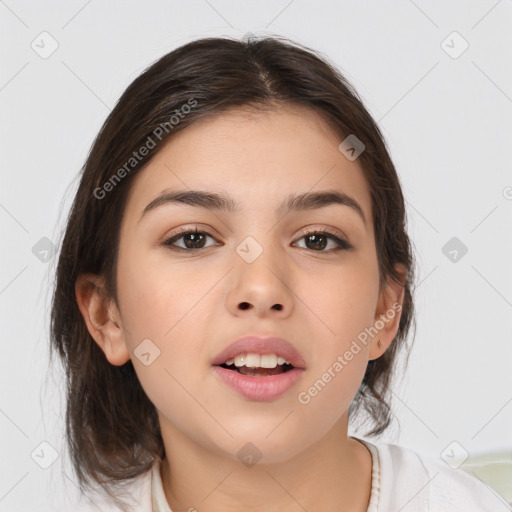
[50,35,493,511]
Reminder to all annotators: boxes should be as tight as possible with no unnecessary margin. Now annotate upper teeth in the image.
[225,353,291,369]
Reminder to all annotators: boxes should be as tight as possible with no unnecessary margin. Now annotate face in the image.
[92,105,402,464]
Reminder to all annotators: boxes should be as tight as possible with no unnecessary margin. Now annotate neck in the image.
[158,416,373,512]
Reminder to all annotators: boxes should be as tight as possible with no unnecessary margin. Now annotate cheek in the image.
[296,259,378,419]
[115,247,218,387]
[284,325,371,456]
[304,260,379,349]
[116,246,208,345]
[297,353,367,421]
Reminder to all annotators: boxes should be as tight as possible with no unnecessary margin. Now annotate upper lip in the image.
[212,335,306,369]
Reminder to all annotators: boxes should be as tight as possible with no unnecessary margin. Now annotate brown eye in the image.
[163,229,217,250]
[294,230,352,252]
[304,233,329,251]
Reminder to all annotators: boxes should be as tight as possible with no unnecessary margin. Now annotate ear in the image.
[75,273,131,366]
[368,263,407,361]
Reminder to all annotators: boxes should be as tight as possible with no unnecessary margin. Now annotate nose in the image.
[226,241,294,318]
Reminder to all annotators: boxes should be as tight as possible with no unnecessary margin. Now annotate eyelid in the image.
[296,224,348,241]
[162,224,219,241]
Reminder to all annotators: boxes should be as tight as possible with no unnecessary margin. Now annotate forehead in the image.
[123,105,373,228]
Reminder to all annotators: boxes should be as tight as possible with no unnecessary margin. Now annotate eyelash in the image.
[162,227,352,252]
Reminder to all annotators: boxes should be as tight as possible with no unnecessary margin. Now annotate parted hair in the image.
[50,34,416,511]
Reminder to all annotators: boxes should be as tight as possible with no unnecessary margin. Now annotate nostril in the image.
[239,302,251,310]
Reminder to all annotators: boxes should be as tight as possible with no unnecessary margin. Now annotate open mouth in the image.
[219,362,295,377]
[212,348,305,401]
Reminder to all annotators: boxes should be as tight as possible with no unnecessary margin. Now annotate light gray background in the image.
[1,1,511,510]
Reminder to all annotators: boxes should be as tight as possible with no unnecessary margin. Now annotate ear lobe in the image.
[368,263,407,360]
[75,273,131,366]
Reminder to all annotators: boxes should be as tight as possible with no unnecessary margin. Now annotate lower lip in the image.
[212,366,305,402]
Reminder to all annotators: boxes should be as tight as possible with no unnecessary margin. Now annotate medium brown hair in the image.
[50,34,416,510]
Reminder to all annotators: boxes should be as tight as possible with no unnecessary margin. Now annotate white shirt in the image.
[149,436,499,511]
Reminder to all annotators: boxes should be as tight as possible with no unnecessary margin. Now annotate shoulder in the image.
[358,438,500,512]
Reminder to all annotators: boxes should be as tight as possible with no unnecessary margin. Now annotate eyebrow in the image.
[139,189,366,225]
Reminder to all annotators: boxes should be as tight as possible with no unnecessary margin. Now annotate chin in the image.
[205,422,314,467]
